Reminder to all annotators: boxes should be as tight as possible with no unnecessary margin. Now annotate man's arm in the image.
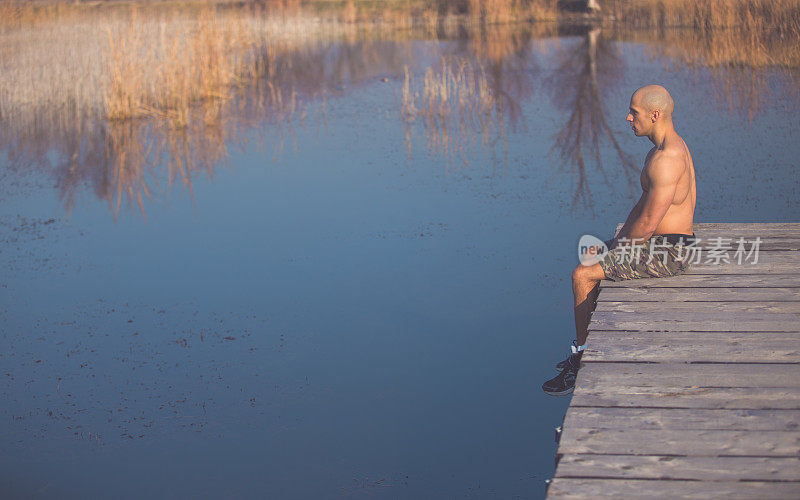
[615,157,682,245]
[612,195,645,248]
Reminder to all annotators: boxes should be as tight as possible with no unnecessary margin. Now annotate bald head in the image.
[633,85,674,119]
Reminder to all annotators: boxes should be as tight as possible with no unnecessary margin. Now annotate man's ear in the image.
[651,109,660,123]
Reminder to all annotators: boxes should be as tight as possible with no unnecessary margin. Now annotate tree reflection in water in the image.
[548,26,638,209]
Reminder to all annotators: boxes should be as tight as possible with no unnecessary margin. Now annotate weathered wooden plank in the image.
[600,237,800,250]
[686,264,799,275]
[547,478,800,499]
[589,309,800,331]
[588,314,800,332]
[689,239,800,250]
[575,363,800,388]
[664,252,799,264]
[570,386,800,409]
[554,455,800,481]
[692,231,800,239]
[557,427,800,456]
[695,223,800,229]
[693,233,800,242]
[582,331,800,363]
[684,265,800,275]
[615,222,800,231]
[562,407,800,431]
[589,310,800,332]
[601,274,800,288]
[595,301,800,313]
[597,287,800,302]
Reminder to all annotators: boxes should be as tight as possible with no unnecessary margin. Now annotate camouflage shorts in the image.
[599,234,694,282]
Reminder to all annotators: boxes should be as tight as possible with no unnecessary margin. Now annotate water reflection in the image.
[1,7,798,218]
[2,39,408,218]
[400,24,546,169]
[401,56,510,166]
[547,26,638,208]
[10,57,302,219]
[627,25,800,120]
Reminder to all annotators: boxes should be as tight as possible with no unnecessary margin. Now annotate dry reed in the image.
[608,0,800,34]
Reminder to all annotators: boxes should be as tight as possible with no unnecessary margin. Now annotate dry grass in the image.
[608,0,800,33]
[643,17,800,70]
[611,0,800,70]
[308,0,558,24]
[469,0,558,23]
[0,1,396,124]
[2,0,790,128]
[0,0,554,126]
[103,8,253,124]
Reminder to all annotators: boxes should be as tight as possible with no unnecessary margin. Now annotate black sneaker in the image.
[555,341,584,371]
[542,356,580,396]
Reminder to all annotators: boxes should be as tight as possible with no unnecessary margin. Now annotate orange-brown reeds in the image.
[468,0,558,23]
[608,0,800,34]
[0,1,348,129]
[104,7,257,126]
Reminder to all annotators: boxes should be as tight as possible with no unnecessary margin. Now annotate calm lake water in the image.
[1,23,799,499]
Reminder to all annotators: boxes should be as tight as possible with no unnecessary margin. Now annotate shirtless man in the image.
[542,85,697,396]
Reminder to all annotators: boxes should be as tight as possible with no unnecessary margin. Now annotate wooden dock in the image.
[547,222,800,499]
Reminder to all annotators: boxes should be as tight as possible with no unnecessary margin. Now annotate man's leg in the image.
[542,260,608,396]
[572,262,606,346]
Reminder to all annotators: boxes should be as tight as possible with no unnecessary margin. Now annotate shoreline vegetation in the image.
[1,0,798,216]
[2,0,798,121]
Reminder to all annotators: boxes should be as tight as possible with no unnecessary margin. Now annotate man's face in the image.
[626,95,650,137]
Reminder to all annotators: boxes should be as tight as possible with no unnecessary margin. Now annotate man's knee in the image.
[573,263,605,283]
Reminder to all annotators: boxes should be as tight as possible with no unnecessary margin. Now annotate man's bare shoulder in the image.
[644,148,686,185]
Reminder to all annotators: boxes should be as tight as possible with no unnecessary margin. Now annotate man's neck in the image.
[648,121,675,148]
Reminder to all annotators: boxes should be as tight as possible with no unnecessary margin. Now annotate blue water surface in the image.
[1,32,798,499]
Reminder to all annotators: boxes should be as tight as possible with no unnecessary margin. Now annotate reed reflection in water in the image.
[3,45,307,220]
[402,57,508,166]
[1,3,798,218]
[643,28,800,120]
[400,23,550,169]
